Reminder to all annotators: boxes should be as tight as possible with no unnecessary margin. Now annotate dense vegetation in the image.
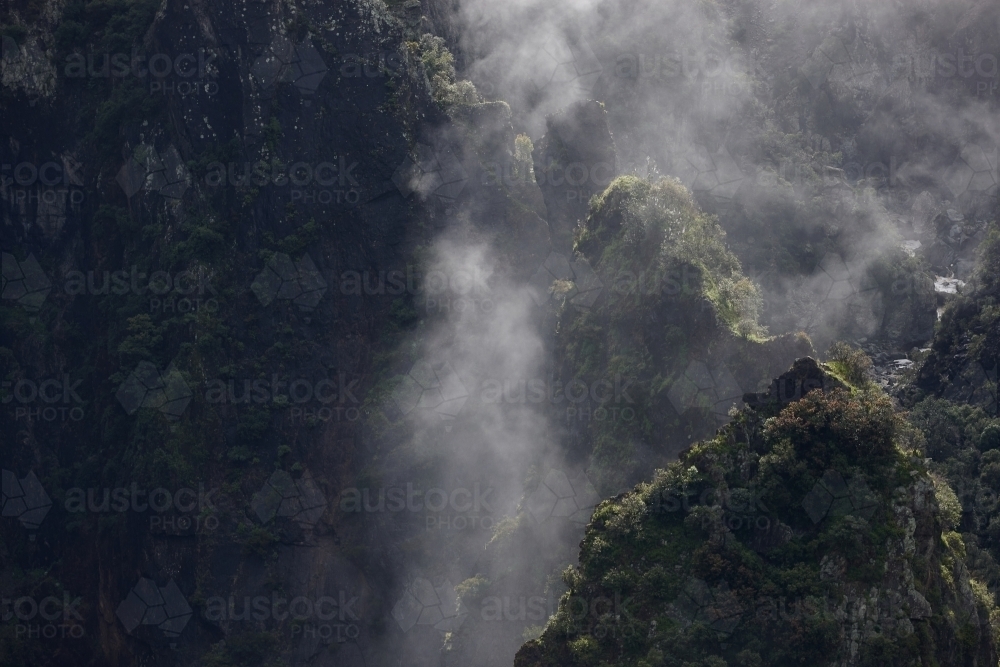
[516,358,1000,667]
[551,174,811,493]
[3,0,1000,666]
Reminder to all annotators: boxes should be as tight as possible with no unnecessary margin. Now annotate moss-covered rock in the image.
[544,174,812,493]
[515,360,1000,667]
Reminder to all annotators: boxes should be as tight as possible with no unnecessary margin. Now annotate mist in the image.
[3,0,999,665]
[363,0,1000,665]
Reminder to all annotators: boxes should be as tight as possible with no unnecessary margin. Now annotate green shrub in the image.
[826,341,873,387]
[765,388,900,468]
[907,398,991,460]
[981,424,1000,452]
[415,34,480,108]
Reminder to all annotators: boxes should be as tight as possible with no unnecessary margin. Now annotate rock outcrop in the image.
[516,359,1000,667]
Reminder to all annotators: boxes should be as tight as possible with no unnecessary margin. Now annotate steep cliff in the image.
[516,359,1000,667]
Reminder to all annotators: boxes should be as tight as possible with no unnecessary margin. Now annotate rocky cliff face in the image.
[515,359,1000,667]
[3,0,1000,666]
[1,0,553,665]
[532,101,618,253]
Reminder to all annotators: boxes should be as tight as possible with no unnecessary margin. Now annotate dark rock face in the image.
[532,100,617,252]
[0,1,489,666]
[5,1,1000,666]
[743,356,847,408]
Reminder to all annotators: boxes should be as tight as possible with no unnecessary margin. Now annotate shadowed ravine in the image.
[1,0,1000,666]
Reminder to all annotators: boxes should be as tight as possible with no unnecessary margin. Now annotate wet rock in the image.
[532,100,618,252]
